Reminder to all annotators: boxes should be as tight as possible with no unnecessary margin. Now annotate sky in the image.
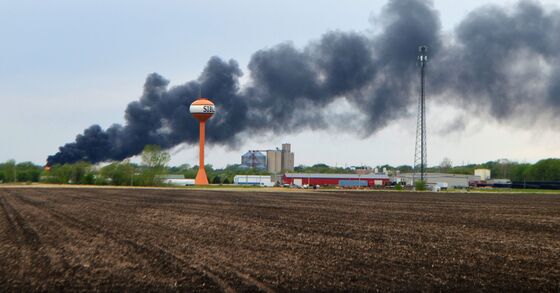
[1,0,559,168]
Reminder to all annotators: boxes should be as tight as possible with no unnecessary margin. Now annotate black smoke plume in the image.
[47,0,560,165]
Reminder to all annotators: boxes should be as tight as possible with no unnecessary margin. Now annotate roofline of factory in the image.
[284,173,390,179]
[398,173,480,179]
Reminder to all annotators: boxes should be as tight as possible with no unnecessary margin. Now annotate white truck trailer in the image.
[163,178,195,186]
[233,175,274,187]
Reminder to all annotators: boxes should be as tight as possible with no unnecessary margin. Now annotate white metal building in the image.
[397,173,481,188]
[233,175,274,187]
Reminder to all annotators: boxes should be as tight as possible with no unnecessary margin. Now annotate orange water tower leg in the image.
[195,121,209,185]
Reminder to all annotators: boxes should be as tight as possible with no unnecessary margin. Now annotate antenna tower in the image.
[413,45,428,185]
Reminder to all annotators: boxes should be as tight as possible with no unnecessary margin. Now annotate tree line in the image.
[1,149,559,185]
[0,145,270,186]
[369,158,560,182]
[423,158,560,182]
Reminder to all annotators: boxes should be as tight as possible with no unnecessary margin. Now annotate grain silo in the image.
[241,151,267,170]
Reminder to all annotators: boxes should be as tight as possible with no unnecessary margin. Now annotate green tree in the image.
[49,164,73,184]
[415,180,427,191]
[16,162,42,182]
[43,162,95,184]
[526,159,560,181]
[140,145,171,186]
[294,163,353,174]
[71,161,93,184]
[492,159,513,179]
[212,176,221,184]
[100,161,135,186]
[510,163,531,182]
[396,165,413,173]
[183,167,198,180]
[439,158,453,172]
[2,160,17,183]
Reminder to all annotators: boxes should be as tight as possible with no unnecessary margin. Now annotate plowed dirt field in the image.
[0,187,558,292]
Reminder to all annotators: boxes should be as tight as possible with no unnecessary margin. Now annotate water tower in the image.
[189,98,215,185]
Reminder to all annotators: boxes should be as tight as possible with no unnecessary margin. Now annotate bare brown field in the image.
[0,187,559,292]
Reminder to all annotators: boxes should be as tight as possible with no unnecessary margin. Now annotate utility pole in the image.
[414,46,428,185]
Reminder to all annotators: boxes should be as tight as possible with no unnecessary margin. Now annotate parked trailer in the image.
[163,179,195,186]
[435,182,448,190]
[233,175,274,187]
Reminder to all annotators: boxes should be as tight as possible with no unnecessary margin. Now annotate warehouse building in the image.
[283,173,390,187]
[397,173,481,188]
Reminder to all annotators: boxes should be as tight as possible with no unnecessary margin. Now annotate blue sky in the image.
[1,0,559,167]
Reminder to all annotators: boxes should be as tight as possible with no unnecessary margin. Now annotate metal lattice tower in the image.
[413,45,428,184]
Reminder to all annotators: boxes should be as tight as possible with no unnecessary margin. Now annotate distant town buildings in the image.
[241,143,295,173]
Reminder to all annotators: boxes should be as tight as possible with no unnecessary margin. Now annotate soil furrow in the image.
[19,188,276,292]
[1,187,558,291]
[13,191,229,292]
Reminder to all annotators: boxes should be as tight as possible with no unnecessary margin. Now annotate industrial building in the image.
[397,173,481,189]
[266,149,282,173]
[233,175,274,187]
[241,151,267,170]
[283,173,390,187]
[240,143,294,173]
[474,169,491,180]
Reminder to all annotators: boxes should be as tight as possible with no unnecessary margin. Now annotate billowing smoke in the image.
[47,0,560,165]
[433,0,560,122]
